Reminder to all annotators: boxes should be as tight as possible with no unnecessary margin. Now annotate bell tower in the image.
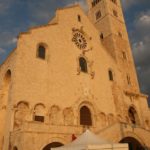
[87,0,140,91]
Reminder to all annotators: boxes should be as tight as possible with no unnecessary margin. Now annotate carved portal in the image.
[63,107,74,125]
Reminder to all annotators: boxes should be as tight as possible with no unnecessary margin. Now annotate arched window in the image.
[100,33,104,40]
[128,107,139,125]
[80,106,92,126]
[127,74,131,85]
[95,10,101,20]
[34,104,45,122]
[37,45,46,59]
[79,57,88,73]
[108,70,113,81]
[78,15,81,22]
[3,70,11,90]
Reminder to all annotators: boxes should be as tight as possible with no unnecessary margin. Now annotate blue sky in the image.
[0,0,150,104]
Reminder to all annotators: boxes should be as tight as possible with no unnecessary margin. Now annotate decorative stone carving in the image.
[34,103,45,117]
[72,27,92,52]
[108,114,115,125]
[63,107,74,125]
[97,112,107,128]
[117,114,123,122]
[50,105,60,125]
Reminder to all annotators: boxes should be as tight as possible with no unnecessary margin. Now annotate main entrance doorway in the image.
[43,142,63,150]
[120,137,145,150]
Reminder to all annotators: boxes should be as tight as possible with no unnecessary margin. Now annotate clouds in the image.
[0,48,5,54]
[121,0,135,9]
[0,0,15,14]
[131,10,150,97]
[121,0,150,10]
[64,0,88,11]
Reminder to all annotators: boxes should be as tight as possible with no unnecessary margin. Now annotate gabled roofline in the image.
[0,48,16,68]
[0,4,85,68]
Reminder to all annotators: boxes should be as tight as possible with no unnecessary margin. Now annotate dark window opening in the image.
[108,70,113,81]
[37,45,46,59]
[113,10,118,17]
[79,57,88,73]
[100,33,104,40]
[34,115,44,122]
[128,107,137,125]
[78,15,81,22]
[95,10,101,20]
[122,51,127,60]
[127,75,131,85]
[118,32,122,37]
[80,106,92,126]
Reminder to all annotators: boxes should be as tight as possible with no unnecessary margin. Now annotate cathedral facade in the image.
[0,0,150,150]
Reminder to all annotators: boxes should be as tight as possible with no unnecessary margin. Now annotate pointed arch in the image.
[80,105,92,126]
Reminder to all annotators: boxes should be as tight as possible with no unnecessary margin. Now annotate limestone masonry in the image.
[0,0,150,150]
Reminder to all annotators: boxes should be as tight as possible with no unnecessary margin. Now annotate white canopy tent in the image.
[51,130,128,150]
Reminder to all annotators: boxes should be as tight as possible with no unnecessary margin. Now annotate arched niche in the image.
[98,112,107,128]
[107,113,115,125]
[49,105,60,125]
[14,101,29,129]
[63,107,74,126]
[33,103,46,122]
